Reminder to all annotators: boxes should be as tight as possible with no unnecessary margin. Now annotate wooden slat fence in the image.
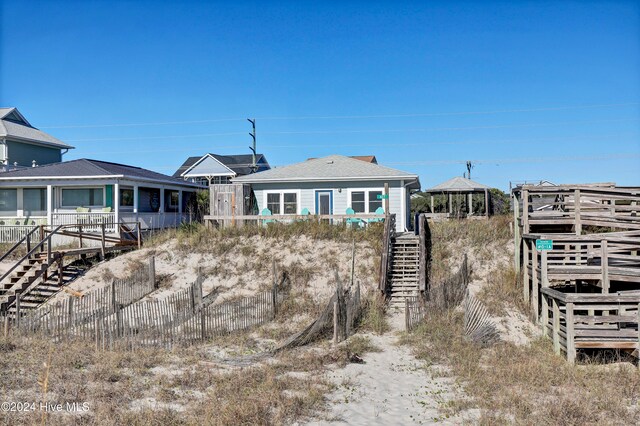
[405,296,427,331]
[5,257,156,338]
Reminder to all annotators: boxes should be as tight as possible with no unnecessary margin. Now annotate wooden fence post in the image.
[110,279,117,313]
[149,256,156,289]
[333,300,338,345]
[100,222,106,260]
[541,251,549,333]
[566,302,576,364]
[523,239,530,303]
[272,277,278,319]
[200,308,206,341]
[115,304,122,338]
[15,291,21,329]
[574,189,582,235]
[3,312,9,338]
[552,298,560,355]
[350,240,356,288]
[637,303,640,370]
[405,298,410,332]
[137,221,142,249]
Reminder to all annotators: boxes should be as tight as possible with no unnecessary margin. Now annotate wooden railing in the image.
[378,214,396,293]
[513,185,640,236]
[205,213,387,228]
[522,232,640,321]
[418,213,430,293]
[52,212,116,232]
[541,287,640,364]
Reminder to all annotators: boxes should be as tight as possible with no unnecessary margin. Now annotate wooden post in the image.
[333,300,338,344]
[110,279,117,313]
[15,291,21,329]
[100,222,106,260]
[448,193,453,215]
[3,313,9,338]
[78,225,83,249]
[115,304,122,338]
[552,298,560,355]
[522,189,529,234]
[137,221,142,249]
[601,240,609,293]
[541,252,549,334]
[149,256,156,289]
[513,191,521,273]
[430,195,434,213]
[58,259,64,286]
[405,298,410,331]
[383,182,390,215]
[532,246,539,321]
[574,189,582,235]
[484,188,489,217]
[637,303,640,370]
[200,309,206,340]
[468,193,473,215]
[566,302,576,364]
[350,240,356,288]
[523,240,530,303]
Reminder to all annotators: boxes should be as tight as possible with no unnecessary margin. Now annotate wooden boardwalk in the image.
[512,183,640,363]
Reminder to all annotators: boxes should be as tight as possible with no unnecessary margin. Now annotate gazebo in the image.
[424,176,491,218]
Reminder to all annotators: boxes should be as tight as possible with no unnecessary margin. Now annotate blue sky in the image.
[1,0,639,190]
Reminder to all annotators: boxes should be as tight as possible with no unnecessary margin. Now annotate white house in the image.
[0,158,204,240]
[173,153,270,185]
[232,155,421,232]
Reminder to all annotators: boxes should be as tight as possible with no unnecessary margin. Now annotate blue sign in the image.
[536,239,553,251]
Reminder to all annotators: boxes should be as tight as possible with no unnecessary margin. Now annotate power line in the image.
[65,117,640,142]
[76,132,640,156]
[41,102,640,129]
[385,153,640,166]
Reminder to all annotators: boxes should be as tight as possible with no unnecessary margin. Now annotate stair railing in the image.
[418,214,431,296]
[378,214,396,294]
[0,225,40,264]
[0,225,63,285]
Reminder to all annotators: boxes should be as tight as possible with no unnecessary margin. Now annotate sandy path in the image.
[308,313,475,425]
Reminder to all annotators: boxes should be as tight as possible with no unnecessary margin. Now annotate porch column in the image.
[46,185,53,226]
[430,194,434,213]
[133,184,139,218]
[114,182,120,227]
[485,188,490,217]
[159,187,165,229]
[448,193,452,214]
[178,191,183,215]
[468,193,473,215]
[16,188,24,217]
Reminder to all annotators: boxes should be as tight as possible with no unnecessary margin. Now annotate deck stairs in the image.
[388,233,421,308]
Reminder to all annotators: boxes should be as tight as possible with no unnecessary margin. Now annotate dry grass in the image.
[402,311,640,424]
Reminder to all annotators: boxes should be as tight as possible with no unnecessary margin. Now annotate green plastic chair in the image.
[301,208,310,215]
[368,207,385,223]
[345,207,364,228]
[261,208,274,225]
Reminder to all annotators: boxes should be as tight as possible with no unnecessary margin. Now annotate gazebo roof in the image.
[426,176,491,192]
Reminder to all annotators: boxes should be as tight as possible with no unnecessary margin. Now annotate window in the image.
[267,193,280,214]
[61,188,104,207]
[23,188,46,216]
[170,192,179,208]
[0,189,17,215]
[283,193,297,214]
[351,192,365,213]
[120,188,134,207]
[369,191,383,213]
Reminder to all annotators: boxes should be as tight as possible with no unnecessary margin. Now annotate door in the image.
[315,190,333,216]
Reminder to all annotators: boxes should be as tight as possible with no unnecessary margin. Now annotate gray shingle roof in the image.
[233,155,419,185]
[0,107,74,149]
[173,153,269,177]
[0,158,202,187]
[426,176,490,192]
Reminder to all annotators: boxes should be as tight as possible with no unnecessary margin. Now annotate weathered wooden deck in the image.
[512,183,640,363]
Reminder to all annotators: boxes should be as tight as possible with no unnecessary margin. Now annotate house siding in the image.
[251,180,410,231]
[6,140,61,167]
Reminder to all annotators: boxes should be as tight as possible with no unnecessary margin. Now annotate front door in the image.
[315,190,333,216]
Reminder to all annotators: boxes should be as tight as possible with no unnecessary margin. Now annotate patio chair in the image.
[368,207,385,224]
[261,208,274,225]
[345,207,364,228]
[297,208,311,222]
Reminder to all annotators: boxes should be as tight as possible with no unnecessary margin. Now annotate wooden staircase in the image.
[388,233,421,308]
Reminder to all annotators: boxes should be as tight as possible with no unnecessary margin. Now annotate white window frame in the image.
[347,188,386,213]
[60,187,106,208]
[263,190,301,215]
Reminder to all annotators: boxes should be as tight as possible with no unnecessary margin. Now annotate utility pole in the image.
[247,118,257,173]
[466,161,474,179]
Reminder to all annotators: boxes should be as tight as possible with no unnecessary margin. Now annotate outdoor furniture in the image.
[345,207,365,228]
[261,208,274,225]
[368,207,385,224]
